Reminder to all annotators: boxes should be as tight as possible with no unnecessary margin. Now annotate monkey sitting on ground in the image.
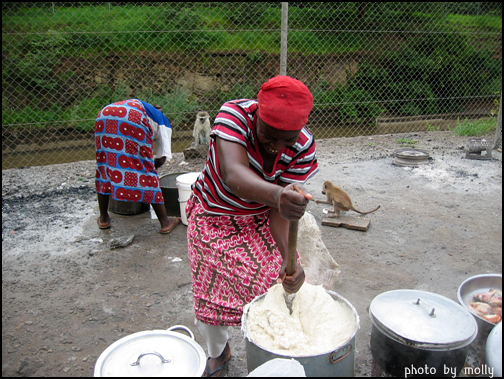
[314,181,380,218]
[193,111,211,146]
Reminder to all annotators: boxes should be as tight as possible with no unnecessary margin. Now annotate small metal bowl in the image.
[457,274,502,335]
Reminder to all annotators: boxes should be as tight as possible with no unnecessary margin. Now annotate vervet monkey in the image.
[315,181,380,218]
[193,111,211,146]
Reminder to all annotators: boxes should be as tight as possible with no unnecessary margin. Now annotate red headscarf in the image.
[257,75,313,131]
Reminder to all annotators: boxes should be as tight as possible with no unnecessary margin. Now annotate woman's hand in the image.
[277,261,305,294]
[277,183,313,221]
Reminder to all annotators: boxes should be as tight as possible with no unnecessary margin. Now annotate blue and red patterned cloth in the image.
[94,99,171,204]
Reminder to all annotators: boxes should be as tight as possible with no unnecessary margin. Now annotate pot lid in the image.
[94,326,206,377]
[369,290,477,350]
[392,149,430,167]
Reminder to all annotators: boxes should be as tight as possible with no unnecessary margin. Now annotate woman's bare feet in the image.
[159,216,181,234]
[97,213,111,229]
[206,342,231,377]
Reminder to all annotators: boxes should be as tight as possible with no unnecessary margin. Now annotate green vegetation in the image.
[3,83,203,132]
[425,122,441,132]
[353,32,502,116]
[2,103,66,128]
[3,3,501,55]
[311,80,385,124]
[447,14,502,30]
[452,117,497,136]
[396,138,418,147]
[2,3,502,131]
[135,88,201,129]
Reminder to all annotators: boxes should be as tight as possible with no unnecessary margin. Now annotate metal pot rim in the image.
[242,289,360,357]
[369,289,478,350]
[457,273,502,328]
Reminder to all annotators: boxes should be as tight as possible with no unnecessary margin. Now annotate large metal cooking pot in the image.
[369,289,478,377]
[94,325,206,377]
[159,172,188,217]
[242,290,360,377]
[109,199,149,215]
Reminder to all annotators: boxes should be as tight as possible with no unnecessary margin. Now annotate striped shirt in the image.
[192,99,319,216]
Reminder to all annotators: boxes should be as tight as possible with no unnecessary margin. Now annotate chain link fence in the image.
[2,2,502,169]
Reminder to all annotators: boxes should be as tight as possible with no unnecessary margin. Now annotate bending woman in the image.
[94,99,181,234]
[186,76,319,376]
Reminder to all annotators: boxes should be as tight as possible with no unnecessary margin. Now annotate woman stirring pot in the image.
[186,76,319,377]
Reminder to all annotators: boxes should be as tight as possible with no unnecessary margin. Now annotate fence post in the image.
[280,2,288,76]
[494,93,502,149]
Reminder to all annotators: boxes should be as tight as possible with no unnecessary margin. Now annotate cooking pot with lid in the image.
[369,289,478,377]
[94,325,206,377]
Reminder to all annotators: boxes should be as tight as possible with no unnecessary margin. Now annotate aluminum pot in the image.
[242,290,360,377]
[369,289,478,377]
[109,199,149,215]
[94,325,206,377]
[457,273,502,335]
[486,321,502,377]
[159,172,188,217]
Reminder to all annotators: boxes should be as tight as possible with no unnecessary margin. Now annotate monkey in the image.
[193,111,211,146]
[314,180,380,218]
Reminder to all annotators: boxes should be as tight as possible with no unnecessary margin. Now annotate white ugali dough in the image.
[246,283,356,356]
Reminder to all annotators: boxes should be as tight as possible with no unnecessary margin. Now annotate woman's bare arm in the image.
[216,137,311,219]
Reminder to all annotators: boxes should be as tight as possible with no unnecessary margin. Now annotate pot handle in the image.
[130,351,171,366]
[330,343,352,364]
[167,325,195,340]
[413,298,436,317]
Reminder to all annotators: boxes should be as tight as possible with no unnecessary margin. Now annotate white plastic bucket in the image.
[176,172,201,225]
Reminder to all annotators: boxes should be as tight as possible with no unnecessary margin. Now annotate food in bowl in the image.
[245,283,356,356]
[469,289,502,324]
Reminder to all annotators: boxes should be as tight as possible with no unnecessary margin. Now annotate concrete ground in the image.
[2,131,502,376]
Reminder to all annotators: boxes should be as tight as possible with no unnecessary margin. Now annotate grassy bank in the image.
[2,3,501,132]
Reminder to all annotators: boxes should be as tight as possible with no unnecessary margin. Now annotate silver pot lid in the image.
[94,326,206,377]
[369,290,478,350]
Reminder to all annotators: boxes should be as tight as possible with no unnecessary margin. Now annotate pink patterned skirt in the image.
[186,196,283,326]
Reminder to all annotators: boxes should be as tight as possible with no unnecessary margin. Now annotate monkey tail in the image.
[353,205,380,215]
